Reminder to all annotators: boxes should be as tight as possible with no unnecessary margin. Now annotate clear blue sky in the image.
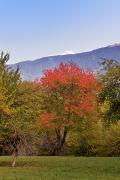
[0,0,120,64]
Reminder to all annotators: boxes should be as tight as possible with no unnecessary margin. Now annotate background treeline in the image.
[0,52,120,159]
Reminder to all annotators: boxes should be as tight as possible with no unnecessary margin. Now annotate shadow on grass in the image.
[0,161,40,167]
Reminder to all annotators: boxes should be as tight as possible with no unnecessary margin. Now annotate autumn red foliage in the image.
[36,62,100,120]
[35,62,100,155]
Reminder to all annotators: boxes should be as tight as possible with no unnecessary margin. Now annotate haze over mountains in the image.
[9,44,120,81]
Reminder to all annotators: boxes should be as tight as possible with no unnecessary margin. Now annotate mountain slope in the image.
[9,44,120,80]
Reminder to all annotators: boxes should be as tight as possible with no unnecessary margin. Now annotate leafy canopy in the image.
[36,63,100,155]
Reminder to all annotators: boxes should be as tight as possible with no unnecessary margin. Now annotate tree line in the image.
[0,52,120,166]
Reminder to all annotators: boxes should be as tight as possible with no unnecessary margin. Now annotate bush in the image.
[67,120,104,156]
[104,121,120,156]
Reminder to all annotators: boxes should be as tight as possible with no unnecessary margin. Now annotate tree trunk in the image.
[12,150,18,167]
[52,128,68,156]
[12,156,16,167]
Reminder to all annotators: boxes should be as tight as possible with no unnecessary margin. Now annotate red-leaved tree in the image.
[35,63,100,155]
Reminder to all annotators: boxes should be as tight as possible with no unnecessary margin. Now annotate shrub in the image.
[104,121,120,156]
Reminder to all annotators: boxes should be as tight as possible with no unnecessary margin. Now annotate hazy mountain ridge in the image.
[9,45,120,80]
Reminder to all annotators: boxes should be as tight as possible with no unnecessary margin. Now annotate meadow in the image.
[0,156,120,180]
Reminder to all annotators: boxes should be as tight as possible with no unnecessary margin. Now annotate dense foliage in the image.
[0,52,120,166]
[36,63,100,155]
[98,59,120,125]
[0,53,41,166]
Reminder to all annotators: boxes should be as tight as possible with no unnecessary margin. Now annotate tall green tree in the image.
[3,81,42,166]
[98,59,120,126]
[0,53,41,166]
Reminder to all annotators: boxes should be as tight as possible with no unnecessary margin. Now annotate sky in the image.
[0,0,120,64]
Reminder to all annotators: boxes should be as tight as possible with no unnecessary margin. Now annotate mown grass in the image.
[0,156,120,180]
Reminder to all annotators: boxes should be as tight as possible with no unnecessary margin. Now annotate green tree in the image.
[0,53,41,166]
[98,59,120,126]
[3,81,42,166]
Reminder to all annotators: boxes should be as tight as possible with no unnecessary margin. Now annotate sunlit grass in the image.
[0,156,120,180]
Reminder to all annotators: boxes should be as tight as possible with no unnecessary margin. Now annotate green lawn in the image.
[0,156,120,180]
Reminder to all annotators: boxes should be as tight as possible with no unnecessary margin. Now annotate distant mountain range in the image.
[9,44,120,81]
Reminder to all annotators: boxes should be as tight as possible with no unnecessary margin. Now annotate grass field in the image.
[0,156,120,180]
